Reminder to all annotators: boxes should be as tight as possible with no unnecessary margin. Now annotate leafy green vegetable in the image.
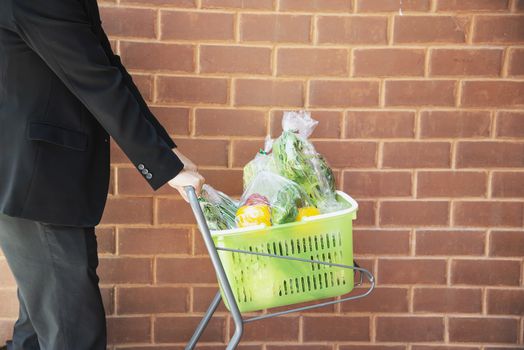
[271,181,310,224]
[272,131,336,209]
[199,185,238,230]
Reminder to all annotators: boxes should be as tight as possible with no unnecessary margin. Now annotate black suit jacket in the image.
[0,0,185,227]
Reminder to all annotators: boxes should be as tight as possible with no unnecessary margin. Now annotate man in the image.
[0,0,204,348]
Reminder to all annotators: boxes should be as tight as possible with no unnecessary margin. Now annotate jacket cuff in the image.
[136,150,185,191]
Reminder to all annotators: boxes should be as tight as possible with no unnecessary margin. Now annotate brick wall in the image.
[1,0,523,348]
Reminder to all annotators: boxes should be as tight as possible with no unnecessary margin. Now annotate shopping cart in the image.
[183,186,375,350]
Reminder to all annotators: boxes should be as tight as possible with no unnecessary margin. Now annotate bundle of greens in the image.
[240,171,311,225]
[198,184,238,230]
[271,111,343,212]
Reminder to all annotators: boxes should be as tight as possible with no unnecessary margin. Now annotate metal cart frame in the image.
[183,186,375,350]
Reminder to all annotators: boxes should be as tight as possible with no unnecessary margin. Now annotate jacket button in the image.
[138,164,145,170]
[146,173,153,180]
[141,169,149,175]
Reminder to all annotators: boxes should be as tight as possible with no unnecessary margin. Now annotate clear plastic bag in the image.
[243,136,277,190]
[272,111,343,213]
[199,184,238,230]
[238,171,312,226]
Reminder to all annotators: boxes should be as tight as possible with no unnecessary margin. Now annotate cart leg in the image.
[185,291,222,350]
[225,304,243,350]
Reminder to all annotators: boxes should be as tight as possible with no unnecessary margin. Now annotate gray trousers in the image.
[0,212,106,350]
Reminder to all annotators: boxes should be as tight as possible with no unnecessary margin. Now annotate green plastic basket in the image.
[210,191,358,313]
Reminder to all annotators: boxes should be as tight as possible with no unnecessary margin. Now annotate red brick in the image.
[451,259,521,286]
[106,316,151,344]
[462,81,524,107]
[157,198,197,225]
[412,347,478,350]
[492,172,524,198]
[378,259,447,284]
[100,197,153,225]
[318,16,388,44]
[281,0,352,12]
[354,49,425,77]
[430,49,502,76]
[518,0,524,11]
[456,142,524,168]
[508,48,524,76]
[199,169,244,196]
[454,201,524,227]
[154,316,225,343]
[0,260,15,287]
[490,230,524,257]
[376,316,444,342]
[100,7,157,38]
[202,0,273,9]
[131,74,153,102]
[413,287,482,313]
[268,346,332,350]
[381,201,449,227]
[303,316,370,341]
[161,11,234,40]
[341,347,405,350]
[497,112,524,138]
[117,287,189,314]
[487,289,524,315]
[420,111,491,138]
[383,142,451,168]
[449,317,519,343]
[394,16,470,43]
[277,48,348,77]
[99,257,152,284]
[346,111,415,138]
[230,139,265,168]
[118,228,191,255]
[473,16,524,43]
[357,0,430,12]
[313,141,377,168]
[310,80,380,107]
[234,317,300,341]
[341,287,409,312]
[195,109,266,137]
[0,320,14,345]
[156,257,217,283]
[120,42,194,72]
[416,230,485,256]
[121,0,195,6]
[354,229,410,255]
[385,80,456,107]
[343,171,412,197]
[235,79,304,107]
[101,287,114,315]
[0,289,17,318]
[241,14,311,43]
[271,110,342,139]
[95,227,115,254]
[436,0,509,11]
[355,200,377,226]
[200,46,271,75]
[157,76,228,104]
[173,138,230,166]
[149,107,190,136]
[110,140,131,164]
[417,171,487,197]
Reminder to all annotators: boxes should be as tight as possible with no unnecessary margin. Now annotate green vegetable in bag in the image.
[199,184,238,230]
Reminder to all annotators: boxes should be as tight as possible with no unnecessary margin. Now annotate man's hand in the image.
[168,149,205,202]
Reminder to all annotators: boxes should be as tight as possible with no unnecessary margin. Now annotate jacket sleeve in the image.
[97,25,177,149]
[11,0,184,190]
